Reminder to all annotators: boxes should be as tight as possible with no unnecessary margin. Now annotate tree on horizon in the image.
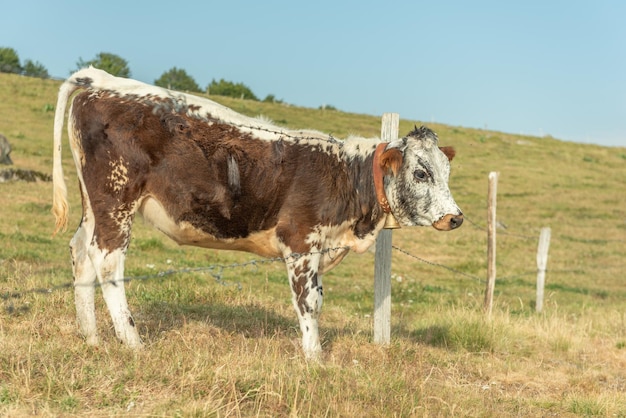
[0,47,22,74]
[154,67,201,92]
[75,52,131,77]
[207,78,258,101]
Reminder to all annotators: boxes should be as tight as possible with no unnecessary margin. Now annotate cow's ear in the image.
[380,148,403,176]
[439,146,456,161]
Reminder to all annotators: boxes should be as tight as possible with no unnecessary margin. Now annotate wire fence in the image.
[0,247,350,313]
[2,214,623,317]
[464,214,626,244]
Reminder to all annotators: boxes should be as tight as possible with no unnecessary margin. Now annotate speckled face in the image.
[385,127,463,229]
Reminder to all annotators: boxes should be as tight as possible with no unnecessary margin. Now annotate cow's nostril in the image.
[432,213,464,231]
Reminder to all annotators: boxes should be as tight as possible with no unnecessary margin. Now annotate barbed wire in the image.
[156,115,625,247]
[0,246,350,313]
[463,215,535,240]
[391,245,485,283]
[229,122,342,146]
[463,214,625,243]
[2,222,624,315]
[8,245,477,308]
[199,113,343,146]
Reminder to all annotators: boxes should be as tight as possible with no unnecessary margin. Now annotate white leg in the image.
[71,218,98,345]
[88,245,142,348]
[286,251,324,360]
[298,274,324,359]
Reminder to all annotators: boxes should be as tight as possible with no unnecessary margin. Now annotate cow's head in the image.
[379,126,463,231]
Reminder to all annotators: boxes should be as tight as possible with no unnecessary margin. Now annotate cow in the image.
[52,67,463,360]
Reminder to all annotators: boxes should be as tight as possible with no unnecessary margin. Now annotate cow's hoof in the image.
[304,350,323,363]
[85,335,99,346]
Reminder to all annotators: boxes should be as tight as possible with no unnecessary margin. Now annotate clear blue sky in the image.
[3,0,625,147]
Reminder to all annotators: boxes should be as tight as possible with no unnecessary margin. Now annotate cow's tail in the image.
[52,69,94,235]
[52,79,73,234]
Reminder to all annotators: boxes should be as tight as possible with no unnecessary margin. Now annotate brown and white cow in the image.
[52,67,463,359]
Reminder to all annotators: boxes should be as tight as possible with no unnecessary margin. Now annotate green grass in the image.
[0,72,625,416]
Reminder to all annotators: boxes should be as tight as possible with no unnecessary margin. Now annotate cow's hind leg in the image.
[84,195,142,348]
[88,242,142,348]
[71,215,98,345]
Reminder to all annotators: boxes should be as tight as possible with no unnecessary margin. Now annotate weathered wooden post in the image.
[373,113,399,345]
[535,227,551,312]
[484,171,499,318]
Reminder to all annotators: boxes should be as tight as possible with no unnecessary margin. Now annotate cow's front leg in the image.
[285,250,324,360]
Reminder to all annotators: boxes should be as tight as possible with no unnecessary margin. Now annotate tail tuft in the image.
[52,72,82,236]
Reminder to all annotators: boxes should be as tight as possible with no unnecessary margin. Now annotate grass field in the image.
[0,72,625,417]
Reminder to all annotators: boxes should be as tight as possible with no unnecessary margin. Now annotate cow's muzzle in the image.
[432,213,464,231]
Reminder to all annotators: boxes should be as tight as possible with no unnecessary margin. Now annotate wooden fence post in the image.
[535,227,551,313]
[484,172,499,318]
[374,113,399,345]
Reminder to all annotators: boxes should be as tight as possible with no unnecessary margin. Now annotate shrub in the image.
[75,52,131,77]
[155,67,201,92]
[207,79,258,100]
[0,47,22,74]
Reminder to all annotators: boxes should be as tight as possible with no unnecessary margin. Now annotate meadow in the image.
[0,72,624,417]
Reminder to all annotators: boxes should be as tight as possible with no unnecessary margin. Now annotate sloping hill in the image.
[0,72,624,416]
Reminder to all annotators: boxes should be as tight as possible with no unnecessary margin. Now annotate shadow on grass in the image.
[137,299,496,354]
[137,298,364,352]
[404,325,453,349]
[138,299,298,343]
[393,322,497,353]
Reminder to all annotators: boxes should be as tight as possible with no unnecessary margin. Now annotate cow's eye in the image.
[414,169,428,181]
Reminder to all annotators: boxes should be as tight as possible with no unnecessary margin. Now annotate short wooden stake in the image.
[484,172,499,318]
[373,112,399,345]
[535,227,551,313]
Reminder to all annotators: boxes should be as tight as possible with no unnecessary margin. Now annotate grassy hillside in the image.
[0,72,624,416]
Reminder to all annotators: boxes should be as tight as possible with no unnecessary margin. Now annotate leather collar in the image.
[373,143,392,214]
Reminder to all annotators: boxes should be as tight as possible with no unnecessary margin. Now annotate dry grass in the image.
[0,73,625,416]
